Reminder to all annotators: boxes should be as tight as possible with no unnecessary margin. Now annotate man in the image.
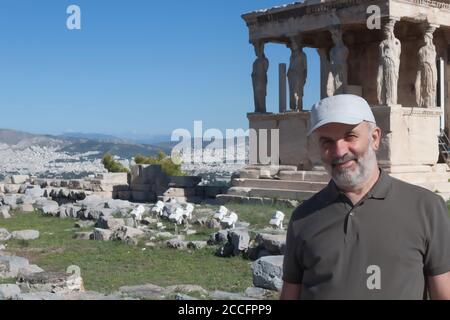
[281,94,450,300]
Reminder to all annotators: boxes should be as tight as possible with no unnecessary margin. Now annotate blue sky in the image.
[0,0,320,138]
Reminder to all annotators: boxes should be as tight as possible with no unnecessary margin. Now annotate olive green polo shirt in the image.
[283,169,450,300]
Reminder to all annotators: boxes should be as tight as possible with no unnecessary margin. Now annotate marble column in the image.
[251,40,269,113]
[317,48,330,99]
[377,18,401,106]
[326,26,349,97]
[279,63,287,113]
[287,36,307,111]
[415,24,439,108]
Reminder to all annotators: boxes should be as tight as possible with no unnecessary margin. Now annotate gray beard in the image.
[324,144,378,190]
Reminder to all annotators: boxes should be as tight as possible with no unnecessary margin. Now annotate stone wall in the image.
[115,165,227,204]
[122,165,170,202]
[373,106,441,167]
[2,173,128,199]
[0,168,228,205]
[248,112,312,169]
[248,106,442,169]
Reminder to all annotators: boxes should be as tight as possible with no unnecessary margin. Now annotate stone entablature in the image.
[397,0,450,11]
[243,0,450,26]
[244,1,450,111]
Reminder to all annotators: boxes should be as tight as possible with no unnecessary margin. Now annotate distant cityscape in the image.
[0,128,248,184]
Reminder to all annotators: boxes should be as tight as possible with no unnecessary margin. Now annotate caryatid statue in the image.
[415,25,438,108]
[251,41,269,113]
[287,37,308,111]
[377,19,401,106]
[326,27,349,97]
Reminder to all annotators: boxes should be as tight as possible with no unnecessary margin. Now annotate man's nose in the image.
[332,139,349,158]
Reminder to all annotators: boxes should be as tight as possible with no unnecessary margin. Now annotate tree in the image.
[102,154,129,173]
[134,151,186,176]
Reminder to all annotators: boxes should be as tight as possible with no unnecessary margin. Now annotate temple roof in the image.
[242,1,305,16]
[242,0,450,22]
[242,0,450,43]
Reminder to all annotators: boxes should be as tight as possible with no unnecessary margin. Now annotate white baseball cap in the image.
[307,94,376,136]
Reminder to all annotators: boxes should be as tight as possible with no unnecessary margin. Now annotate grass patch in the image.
[0,278,17,285]
[1,212,253,294]
[183,225,215,242]
[0,202,295,295]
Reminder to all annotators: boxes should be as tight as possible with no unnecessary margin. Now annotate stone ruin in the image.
[0,168,289,299]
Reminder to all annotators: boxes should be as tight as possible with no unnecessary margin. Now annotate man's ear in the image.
[372,127,382,151]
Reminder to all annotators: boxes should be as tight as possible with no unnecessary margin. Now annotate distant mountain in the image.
[0,129,38,145]
[0,129,66,149]
[59,132,132,144]
[58,140,169,159]
[0,129,249,161]
[118,134,173,145]
[152,140,179,150]
[0,128,171,159]
[157,136,249,149]
[60,132,175,147]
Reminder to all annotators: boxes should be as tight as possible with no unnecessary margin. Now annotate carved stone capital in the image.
[251,40,266,58]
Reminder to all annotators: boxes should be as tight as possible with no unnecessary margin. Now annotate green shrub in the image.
[134,151,186,176]
[102,154,129,173]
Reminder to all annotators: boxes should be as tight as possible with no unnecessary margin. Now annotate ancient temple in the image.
[220,0,450,203]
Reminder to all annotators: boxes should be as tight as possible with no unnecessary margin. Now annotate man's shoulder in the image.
[386,175,448,222]
[389,175,444,205]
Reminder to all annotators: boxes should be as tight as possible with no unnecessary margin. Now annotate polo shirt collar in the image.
[366,169,392,199]
[324,168,392,203]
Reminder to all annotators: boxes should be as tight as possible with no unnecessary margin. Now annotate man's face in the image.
[315,122,380,190]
